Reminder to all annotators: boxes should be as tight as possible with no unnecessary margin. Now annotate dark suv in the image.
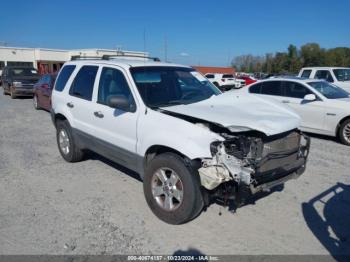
[1,66,40,98]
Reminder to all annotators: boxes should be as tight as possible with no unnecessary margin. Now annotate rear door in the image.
[282,81,325,131]
[256,80,284,101]
[66,65,99,136]
[41,75,53,109]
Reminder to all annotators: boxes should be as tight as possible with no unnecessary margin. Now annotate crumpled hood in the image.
[161,92,301,136]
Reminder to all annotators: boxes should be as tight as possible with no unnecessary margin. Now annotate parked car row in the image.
[1,65,56,110]
[204,73,245,91]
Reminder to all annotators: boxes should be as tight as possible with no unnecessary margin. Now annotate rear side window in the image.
[260,81,283,96]
[284,81,312,99]
[206,74,214,79]
[222,74,234,78]
[301,70,312,78]
[315,70,334,82]
[249,83,262,93]
[55,65,76,91]
[97,67,135,106]
[69,66,98,101]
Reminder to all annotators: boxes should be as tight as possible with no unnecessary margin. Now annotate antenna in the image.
[143,28,146,54]
[164,35,168,62]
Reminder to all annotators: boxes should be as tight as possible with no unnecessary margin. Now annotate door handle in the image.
[94,111,104,118]
[282,100,290,103]
[66,102,74,108]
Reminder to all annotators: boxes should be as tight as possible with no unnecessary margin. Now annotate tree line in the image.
[232,43,350,74]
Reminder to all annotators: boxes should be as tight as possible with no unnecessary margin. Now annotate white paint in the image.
[245,78,350,137]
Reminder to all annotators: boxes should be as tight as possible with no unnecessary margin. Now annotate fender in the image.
[137,109,224,160]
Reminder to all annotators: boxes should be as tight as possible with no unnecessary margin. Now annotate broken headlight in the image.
[210,136,252,159]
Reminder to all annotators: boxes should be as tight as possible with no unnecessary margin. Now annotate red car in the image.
[238,75,257,86]
[33,73,56,111]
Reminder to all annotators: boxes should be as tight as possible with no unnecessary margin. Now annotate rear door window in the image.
[205,74,214,79]
[301,70,312,78]
[55,65,76,91]
[69,66,98,101]
[284,81,313,99]
[315,70,334,82]
[260,81,283,96]
[222,74,234,78]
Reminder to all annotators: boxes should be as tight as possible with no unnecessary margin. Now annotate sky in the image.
[1,0,349,66]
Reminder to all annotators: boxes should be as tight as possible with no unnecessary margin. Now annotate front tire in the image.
[338,119,350,146]
[10,87,16,99]
[56,120,84,162]
[143,153,203,224]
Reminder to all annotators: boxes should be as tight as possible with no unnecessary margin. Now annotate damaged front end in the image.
[198,129,310,201]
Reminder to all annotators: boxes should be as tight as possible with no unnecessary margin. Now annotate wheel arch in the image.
[54,113,68,126]
[336,115,350,136]
[144,145,189,170]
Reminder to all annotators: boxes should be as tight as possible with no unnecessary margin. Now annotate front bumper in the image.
[13,87,34,96]
[199,132,310,192]
[250,133,310,194]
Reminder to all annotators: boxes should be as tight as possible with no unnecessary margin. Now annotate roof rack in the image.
[70,54,161,62]
[70,55,102,61]
[101,54,161,62]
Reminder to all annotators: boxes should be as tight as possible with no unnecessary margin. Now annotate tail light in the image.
[221,79,225,82]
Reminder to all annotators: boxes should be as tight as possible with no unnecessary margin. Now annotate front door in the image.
[89,66,139,168]
[281,81,325,132]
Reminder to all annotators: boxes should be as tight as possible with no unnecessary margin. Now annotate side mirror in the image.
[303,94,317,101]
[107,95,135,112]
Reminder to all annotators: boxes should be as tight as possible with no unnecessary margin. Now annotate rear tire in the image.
[338,119,350,146]
[143,153,203,224]
[56,120,84,162]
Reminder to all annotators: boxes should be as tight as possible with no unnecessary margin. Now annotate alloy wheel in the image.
[33,95,38,109]
[58,129,70,155]
[151,168,184,211]
[343,122,350,144]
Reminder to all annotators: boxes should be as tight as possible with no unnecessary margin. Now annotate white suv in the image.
[205,73,245,91]
[51,56,310,224]
[298,67,350,92]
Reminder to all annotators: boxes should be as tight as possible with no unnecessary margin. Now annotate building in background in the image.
[191,66,235,75]
[0,46,147,75]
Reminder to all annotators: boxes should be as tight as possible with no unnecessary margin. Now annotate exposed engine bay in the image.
[160,109,310,199]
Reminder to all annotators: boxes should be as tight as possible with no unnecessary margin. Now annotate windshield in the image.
[308,81,349,99]
[10,68,38,77]
[333,69,350,81]
[130,67,221,108]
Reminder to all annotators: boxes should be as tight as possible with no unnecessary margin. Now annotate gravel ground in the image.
[0,92,349,256]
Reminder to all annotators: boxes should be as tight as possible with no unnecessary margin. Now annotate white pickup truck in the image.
[298,67,350,92]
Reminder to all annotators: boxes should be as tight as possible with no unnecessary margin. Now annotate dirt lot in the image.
[0,92,349,256]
